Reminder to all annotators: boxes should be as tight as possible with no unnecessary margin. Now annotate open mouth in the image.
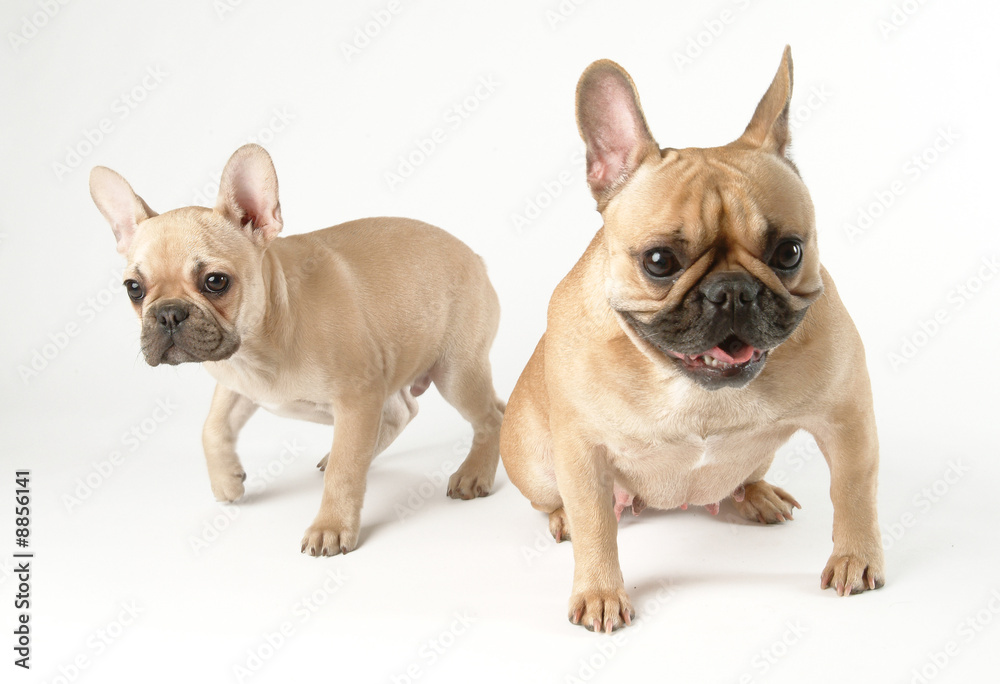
[665,335,768,386]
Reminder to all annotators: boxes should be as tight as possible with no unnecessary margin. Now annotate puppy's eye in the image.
[770,240,803,271]
[204,273,230,294]
[642,249,681,279]
[124,280,145,302]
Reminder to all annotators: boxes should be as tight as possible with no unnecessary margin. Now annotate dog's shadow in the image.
[237,444,502,546]
[626,569,817,611]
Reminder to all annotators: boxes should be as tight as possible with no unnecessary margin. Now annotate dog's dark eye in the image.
[771,240,803,271]
[642,249,681,279]
[124,280,145,302]
[204,273,230,294]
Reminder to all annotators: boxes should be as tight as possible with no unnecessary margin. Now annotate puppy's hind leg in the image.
[316,388,419,471]
[434,354,505,500]
[501,341,567,538]
[202,384,257,502]
[375,388,420,457]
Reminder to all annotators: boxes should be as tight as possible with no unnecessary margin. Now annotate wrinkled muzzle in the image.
[140,298,240,366]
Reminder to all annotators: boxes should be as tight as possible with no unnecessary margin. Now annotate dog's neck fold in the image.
[258,248,292,345]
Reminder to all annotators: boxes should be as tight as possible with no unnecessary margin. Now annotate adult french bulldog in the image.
[90,144,505,557]
[500,47,884,632]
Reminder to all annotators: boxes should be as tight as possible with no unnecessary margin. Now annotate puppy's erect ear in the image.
[89,166,158,256]
[215,144,283,246]
[576,60,658,206]
[738,46,794,156]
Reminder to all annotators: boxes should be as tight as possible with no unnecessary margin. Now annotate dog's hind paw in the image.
[731,480,800,524]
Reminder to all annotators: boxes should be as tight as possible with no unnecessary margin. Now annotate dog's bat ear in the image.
[89,166,158,256]
[215,144,283,246]
[576,59,658,207]
[739,45,794,157]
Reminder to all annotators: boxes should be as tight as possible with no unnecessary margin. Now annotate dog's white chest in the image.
[612,429,777,510]
[690,435,720,469]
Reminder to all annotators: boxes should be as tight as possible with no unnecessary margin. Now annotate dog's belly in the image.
[259,399,335,425]
[610,429,793,509]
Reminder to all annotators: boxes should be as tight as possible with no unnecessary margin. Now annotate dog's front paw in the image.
[568,587,634,633]
[821,547,885,596]
[731,480,801,524]
[300,516,359,557]
[447,465,494,500]
[209,469,246,503]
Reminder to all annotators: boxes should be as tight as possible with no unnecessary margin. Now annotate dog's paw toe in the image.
[446,468,493,500]
[568,588,634,633]
[548,507,571,542]
[300,519,358,557]
[210,470,246,503]
[731,480,800,524]
[821,552,885,596]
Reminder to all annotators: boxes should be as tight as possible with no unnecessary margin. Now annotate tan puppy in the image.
[500,47,884,632]
[90,144,505,556]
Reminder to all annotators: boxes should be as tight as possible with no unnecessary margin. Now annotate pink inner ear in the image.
[231,168,271,228]
[580,72,648,192]
[91,169,149,253]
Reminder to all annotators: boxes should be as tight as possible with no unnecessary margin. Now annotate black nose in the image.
[699,273,761,309]
[156,304,189,333]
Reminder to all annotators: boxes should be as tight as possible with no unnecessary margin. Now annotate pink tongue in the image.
[704,344,755,364]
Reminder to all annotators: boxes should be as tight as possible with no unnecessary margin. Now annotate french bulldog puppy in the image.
[90,144,505,556]
[500,47,884,632]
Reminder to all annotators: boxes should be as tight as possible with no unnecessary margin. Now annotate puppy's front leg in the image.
[301,396,384,557]
[553,427,633,633]
[202,384,257,502]
[812,399,885,596]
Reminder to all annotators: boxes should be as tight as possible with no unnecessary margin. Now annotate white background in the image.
[2,0,999,682]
